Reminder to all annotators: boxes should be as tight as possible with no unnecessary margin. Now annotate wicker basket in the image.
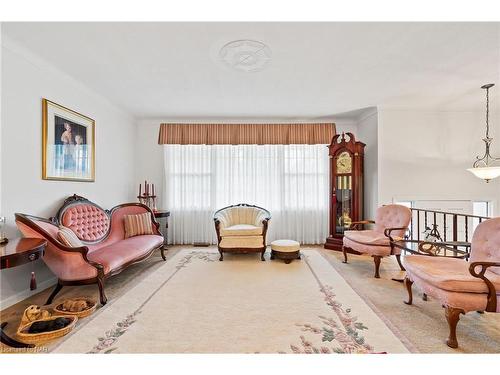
[16,315,78,345]
[53,298,97,318]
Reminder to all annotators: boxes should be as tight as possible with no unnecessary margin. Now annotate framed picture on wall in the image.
[42,99,95,182]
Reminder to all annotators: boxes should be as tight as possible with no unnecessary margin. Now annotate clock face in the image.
[336,151,352,174]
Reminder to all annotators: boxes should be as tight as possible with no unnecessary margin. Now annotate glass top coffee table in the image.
[392,239,471,259]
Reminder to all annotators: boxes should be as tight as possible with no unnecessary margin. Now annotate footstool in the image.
[270,240,301,264]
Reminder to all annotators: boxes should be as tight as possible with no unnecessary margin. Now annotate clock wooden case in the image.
[324,132,365,251]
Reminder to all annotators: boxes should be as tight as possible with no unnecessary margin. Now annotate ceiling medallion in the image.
[219,40,271,72]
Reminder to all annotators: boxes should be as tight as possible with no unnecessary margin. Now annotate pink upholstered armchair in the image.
[342,204,412,278]
[15,195,164,305]
[403,217,500,348]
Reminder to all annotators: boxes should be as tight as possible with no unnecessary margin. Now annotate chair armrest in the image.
[349,220,375,230]
[384,227,409,241]
[214,219,222,244]
[469,261,500,312]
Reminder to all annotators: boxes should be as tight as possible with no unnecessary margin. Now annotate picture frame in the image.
[42,99,95,182]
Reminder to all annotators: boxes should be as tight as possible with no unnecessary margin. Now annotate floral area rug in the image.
[52,249,409,353]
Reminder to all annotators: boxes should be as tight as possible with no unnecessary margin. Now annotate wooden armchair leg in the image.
[404,277,413,305]
[395,254,405,271]
[97,277,108,306]
[218,247,223,261]
[372,255,382,278]
[45,281,63,305]
[160,247,167,261]
[444,306,464,348]
[342,245,348,263]
[260,248,266,261]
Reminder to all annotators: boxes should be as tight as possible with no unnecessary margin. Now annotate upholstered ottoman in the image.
[270,240,301,264]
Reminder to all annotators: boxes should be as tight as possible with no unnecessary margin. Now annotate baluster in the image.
[465,216,469,243]
[443,214,447,242]
[452,215,458,243]
[417,211,420,241]
[424,211,428,232]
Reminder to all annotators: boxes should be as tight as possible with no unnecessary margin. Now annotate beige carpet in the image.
[52,249,409,353]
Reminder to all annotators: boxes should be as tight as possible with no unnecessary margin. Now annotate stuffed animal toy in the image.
[61,299,89,312]
[20,305,51,328]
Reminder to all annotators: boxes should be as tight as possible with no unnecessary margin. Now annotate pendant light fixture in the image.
[467,83,500,182]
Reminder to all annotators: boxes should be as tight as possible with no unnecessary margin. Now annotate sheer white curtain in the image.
[163,144,329,244]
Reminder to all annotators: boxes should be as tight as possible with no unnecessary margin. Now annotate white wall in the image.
[134,118,358,211]
[355,109,378,220]
[377,109,500,216]
[0,36,137,307]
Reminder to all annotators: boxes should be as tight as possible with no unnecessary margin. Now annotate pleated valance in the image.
[157,123,336,145]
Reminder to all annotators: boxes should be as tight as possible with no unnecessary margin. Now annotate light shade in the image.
[467,166,500,182]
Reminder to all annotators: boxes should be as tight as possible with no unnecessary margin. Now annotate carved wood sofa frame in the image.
[15,194,165,306]
[213,203,271,261]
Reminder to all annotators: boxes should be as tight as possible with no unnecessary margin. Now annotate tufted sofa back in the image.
[60,203,110,243]
[470,217,500,275]
[214,205,270,228]
[375,204,411,238]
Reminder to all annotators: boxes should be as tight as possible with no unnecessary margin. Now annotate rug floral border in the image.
[84,251,388,354]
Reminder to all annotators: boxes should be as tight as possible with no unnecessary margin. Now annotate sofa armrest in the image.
[15,213,105,279]
[469,261,500,312]
[110,203,161,236]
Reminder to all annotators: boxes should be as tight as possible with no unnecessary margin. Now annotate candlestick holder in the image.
[137,194,157,212]
[137,181,158,212]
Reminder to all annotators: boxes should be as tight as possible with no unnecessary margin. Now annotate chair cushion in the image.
[343,230,404,256]
[220,224,263,237]
[407,272,499,313]
[403,255,500,294]
[87,234,163,274]
[123,212,154,238]
[219,235,264,249]
[271,239,300,252]
[57,226,84,247]
[344,230,391,246]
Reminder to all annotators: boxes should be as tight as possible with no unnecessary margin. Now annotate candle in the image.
[152,183,155,196]
[145,180,148,195]
[139,183,142,197]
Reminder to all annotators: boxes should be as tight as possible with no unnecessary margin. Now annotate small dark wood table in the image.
[153,210,170,249]
[1,238,47,349]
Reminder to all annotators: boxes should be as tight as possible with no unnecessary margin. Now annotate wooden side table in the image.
[153,210,170,251]
[1,238,47,348]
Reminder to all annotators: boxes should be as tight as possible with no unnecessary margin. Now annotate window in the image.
[163,144,329,244]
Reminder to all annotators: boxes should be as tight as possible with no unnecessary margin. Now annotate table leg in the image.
[1,322,34,348]
[163,219,168,249]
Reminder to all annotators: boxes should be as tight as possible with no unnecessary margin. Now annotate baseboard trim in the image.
[1,277,57,309]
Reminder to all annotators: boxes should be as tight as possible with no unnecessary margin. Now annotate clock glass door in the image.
[335,151,353,235]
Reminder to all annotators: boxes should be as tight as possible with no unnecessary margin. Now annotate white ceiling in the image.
[2,22,500,119]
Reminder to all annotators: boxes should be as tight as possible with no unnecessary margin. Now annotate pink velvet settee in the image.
[403,217,500,348]
[15,194,165,305]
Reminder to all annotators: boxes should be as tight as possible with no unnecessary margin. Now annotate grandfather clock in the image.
[324,132,365,251]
